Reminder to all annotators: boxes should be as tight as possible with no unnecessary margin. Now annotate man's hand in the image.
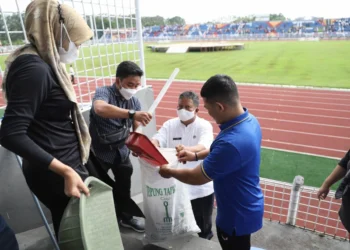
[159,165,173,179]
[177,150,196,164]
[151,139,160,148]
[131,152,140,157]
[63,168,90,198]
[134,111,152,126]
[175,144,185,152]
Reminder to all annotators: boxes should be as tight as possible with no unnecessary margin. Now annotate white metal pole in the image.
[0,4,13,50]
[136,68,179,133]
[286,175,304,226]
[134,0,146,87]
[15,155,60,250]
[15,0,28,43]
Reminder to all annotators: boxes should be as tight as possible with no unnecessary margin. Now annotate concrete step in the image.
[16,224,222,250]
[16,219,349,250]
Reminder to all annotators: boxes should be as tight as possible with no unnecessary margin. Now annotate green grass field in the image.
[260,148,340,189]
[1,41,350,88]
[0,40,346,188]
[144,41,350,88]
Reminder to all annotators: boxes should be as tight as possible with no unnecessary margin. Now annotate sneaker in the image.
[119,218,145,233]
[198,231,214,240]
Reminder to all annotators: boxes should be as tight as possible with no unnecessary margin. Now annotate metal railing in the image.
[260,177,349,241]
[142,32,350,43]
[0,0,146,111]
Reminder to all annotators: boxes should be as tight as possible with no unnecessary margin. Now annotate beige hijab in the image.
[2,0,93,164]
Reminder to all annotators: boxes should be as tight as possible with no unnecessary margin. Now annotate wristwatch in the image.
[128,109,136,119]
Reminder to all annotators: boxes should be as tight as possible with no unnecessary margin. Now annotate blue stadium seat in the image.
[142,18,349,37]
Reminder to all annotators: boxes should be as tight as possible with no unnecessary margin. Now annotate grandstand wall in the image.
[142,18,350,41]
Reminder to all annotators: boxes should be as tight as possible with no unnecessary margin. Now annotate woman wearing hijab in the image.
[0,0,93,236]
[317,149,350,233]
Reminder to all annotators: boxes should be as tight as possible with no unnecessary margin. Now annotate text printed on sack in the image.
[146,185,176,197]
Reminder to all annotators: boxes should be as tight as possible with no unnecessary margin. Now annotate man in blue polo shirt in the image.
[159,74,264,250]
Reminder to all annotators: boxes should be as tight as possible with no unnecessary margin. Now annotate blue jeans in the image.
[0,215,19,250]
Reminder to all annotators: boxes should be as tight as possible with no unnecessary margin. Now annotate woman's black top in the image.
[338,149,350,233]
[0,54,81,170]
[339,150,350,171]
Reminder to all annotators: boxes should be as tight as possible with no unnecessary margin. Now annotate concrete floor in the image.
[16,205,349,250]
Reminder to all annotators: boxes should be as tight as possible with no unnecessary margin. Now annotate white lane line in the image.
[70,81,350,100]
[151,85,350,101]
[159,100,350,114]
[155,124,346,156]
[261,140,347,153]
[243,101,350,113]
[72,77,350,96]
[156,91,350,107]
[155,114,350,139]
[261,127,349,140]
[155,110,350,130]
[147,78,350,93]
[156,105,350,121]
[260,146,341,160]
[259,117,350,129]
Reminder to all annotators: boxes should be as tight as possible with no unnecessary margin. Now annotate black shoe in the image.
[119,218,145,233]
[199,231,214,240]
[206,231,214,240]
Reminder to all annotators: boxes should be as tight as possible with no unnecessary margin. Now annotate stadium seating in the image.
[142,18,350,38]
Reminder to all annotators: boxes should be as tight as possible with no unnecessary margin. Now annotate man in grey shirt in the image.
[89,61,152,232]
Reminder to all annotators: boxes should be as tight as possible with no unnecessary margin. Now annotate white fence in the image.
[0,0,146,109]
[260,177,349,241]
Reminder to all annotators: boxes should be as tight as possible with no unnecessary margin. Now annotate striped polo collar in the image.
[219,107,250,131]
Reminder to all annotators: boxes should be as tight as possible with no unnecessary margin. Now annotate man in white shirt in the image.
[151,91,215,240]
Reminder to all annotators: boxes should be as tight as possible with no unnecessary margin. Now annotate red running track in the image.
[148,80,350,159]
[2,77,347,158]
[0,77,349,239]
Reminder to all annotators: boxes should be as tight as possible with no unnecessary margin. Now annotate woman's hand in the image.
[63,168,90,198]
[49,158,90,198]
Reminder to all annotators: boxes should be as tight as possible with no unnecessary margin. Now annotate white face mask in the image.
[120,86,138,100]
[177,109,195,122]
[58,23,79,64]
